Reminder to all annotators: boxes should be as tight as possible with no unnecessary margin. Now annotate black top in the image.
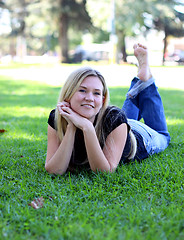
[47,106,148,171]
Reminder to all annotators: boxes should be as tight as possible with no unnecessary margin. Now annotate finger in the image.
[57,103,70,112]
[57,103,65,108]
[58,109,69,119]
[58,101,70,107]
[58,107,63,115]
[61,106,72,114]
[57,105,67,115]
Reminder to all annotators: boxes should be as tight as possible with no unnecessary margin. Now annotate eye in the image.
[79,89,86,93]
[94,92,101,95]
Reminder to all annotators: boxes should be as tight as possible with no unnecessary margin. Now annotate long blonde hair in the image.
[55,66,109,143]
[55,66,137,160]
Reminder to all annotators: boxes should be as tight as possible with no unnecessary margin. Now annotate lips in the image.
[81,104,94,108]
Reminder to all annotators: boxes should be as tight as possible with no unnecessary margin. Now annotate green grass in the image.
[0,74,184,240]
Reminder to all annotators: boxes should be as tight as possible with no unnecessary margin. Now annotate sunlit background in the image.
[0,0,184,66]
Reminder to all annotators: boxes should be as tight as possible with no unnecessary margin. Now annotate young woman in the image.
[45,43,170,175]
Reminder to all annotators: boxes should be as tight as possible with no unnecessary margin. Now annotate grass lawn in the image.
[0,70,184,240]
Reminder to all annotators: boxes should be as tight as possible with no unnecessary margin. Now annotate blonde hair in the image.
[55,66,109,143]
[55,66,137,161]
[128,130,137,159]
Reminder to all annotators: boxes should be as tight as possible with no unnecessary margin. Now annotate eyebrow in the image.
[79,86,102,92]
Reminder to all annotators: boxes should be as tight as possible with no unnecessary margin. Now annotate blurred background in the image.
[0,0,184,66]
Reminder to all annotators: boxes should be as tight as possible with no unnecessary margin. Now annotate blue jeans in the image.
[122,77,170,156]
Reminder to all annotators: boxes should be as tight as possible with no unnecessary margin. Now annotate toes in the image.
[133,43,147,52]
[138,43,147,49]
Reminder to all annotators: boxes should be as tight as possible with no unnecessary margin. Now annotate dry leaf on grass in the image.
[0,129,7,133]
[29,197,44,209]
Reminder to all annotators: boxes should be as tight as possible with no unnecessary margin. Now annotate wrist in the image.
[82,120,94,133]
[67,122,76,132]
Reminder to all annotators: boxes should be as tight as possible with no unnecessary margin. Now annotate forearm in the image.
[83,124,111,172]
[45,125,76,175]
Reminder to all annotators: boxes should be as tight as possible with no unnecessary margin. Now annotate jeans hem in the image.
[127,77,155,99]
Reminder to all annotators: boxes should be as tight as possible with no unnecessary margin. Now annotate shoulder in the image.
[104,106,127,123]
[102,106,129,134]
[48,109,56,130]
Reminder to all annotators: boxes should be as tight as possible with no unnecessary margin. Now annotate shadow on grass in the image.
[1,78,184,240]
[1,77,184,113]
[0,78,60,108]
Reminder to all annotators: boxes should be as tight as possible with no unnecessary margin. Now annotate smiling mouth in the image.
[81,104,94,108]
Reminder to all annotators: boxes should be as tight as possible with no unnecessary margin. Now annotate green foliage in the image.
[0,68,184,240]
[1,0,184,59]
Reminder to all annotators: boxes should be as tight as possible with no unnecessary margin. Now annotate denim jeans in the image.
[122,77,170,156]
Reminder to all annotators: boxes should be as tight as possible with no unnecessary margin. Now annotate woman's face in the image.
[70,76,104,122]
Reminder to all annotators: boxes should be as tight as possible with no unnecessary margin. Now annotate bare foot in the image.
[133,43,152,82]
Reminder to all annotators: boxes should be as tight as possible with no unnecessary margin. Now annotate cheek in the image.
[97,98,103,108]
[70,100,77,110]
[69,99,76,111]
[70,94,80,106]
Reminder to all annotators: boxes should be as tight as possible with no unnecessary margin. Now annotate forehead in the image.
[80,76,103,90]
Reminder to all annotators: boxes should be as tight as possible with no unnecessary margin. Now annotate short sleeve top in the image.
[47,106,147,171]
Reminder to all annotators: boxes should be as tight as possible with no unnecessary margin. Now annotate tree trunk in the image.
[58,12,69,63]
[121,34,127,62]
[162,30,168,66]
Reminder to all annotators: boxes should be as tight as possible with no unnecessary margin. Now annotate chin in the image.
[79,112,95,121]
[81,113,94,119]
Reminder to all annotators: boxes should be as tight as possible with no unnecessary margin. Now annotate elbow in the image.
[45,164,52,174]
[45,163,66,175]
[45,163,54,174]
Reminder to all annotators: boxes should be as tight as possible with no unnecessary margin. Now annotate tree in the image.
[150,1,184,64]
[115,0,184,63]
[113,0,161,62]
[0,0,92,61]
[86,0,111,43]
[0,1,6,9]
[56,0,92,63]
[37,0,92,62]
[0,0,38,57]
[86,0,149,62]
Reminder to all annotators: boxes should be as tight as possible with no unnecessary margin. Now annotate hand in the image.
[57,101,71,111]
[57,101,74,126]
[57,102,91,130]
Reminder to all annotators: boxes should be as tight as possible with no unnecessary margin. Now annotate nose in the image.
[85,92,94,101]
